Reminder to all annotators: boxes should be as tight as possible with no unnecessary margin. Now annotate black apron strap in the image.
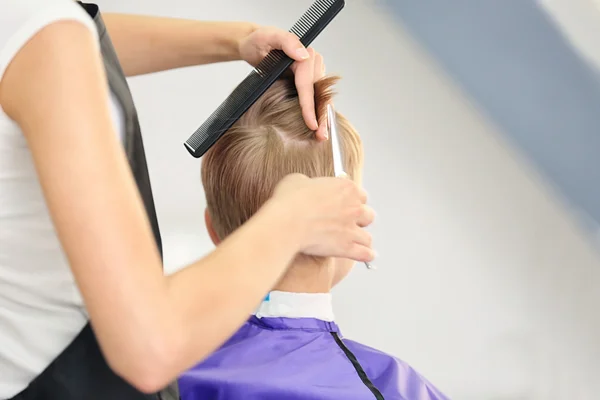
[8,3,177,399]
[93,3,163,256]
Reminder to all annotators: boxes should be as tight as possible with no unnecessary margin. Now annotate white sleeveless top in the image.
[0,1,125,397]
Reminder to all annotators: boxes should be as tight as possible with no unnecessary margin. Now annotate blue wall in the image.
[383,0,600,229]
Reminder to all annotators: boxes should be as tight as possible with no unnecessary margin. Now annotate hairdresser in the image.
[0,1,375,399]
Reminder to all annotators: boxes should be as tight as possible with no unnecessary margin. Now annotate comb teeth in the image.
[256,50,286,78]
[290,0,337,37]
[185,0,345,158]
[184,74,262,150]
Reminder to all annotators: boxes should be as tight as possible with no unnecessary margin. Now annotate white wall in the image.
[98,1,600,398]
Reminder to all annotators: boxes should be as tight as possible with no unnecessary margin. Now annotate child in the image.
[178,75,449,400]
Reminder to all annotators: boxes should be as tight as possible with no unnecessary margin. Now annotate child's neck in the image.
[272,257,334,294]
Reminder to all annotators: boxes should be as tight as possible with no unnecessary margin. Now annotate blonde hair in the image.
[202,75,363,240]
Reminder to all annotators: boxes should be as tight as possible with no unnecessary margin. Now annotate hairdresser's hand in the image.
[272,174,375,262]
[238,26,329,141]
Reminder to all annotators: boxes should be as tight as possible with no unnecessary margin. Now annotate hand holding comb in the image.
[184,0,346,158]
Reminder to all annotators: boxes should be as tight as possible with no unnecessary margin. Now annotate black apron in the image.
[8,3,179,399]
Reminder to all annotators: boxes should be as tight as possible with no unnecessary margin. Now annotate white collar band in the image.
[255,291,335,322]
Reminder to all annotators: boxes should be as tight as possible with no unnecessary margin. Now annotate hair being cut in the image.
[202,75,363,240]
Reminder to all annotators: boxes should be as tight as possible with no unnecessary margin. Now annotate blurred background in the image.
[98,0,600,398]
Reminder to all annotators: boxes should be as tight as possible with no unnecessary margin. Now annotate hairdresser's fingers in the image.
[353,185,368,205]
[287,48,322,81]
[315,121,328,141]
[334,176,367,205]
[289,60,319,131]
[314,52,325,80]
[357,205,375,228]
[344,242,375,263]
[353,228,373,249]
[311,52,329,141]
[270,30,311,62]
[293,48,318,130]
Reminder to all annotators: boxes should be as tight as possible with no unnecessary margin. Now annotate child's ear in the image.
[204,209,221,245]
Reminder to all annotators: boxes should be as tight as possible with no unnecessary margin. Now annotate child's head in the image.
[201,75,364,288]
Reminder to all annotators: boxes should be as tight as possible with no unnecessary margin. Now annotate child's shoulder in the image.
[341,337,451,400]
[341,337,412,371]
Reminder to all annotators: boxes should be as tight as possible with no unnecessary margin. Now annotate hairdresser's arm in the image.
[102,14,328,139]
[0,21,373,393]
[102,14,257,75]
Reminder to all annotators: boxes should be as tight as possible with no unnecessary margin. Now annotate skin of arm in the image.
[102,14,258,76]
[0,21,306,393]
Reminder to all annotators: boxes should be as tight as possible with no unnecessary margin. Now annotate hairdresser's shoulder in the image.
[0,0,99,91]
[1,0,97,34]
[1,0,97,74]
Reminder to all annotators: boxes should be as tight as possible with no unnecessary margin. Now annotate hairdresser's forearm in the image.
[152,199,304,389]
[103,14,258,76]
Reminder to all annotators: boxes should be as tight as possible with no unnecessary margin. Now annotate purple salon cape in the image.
[178,316,449,400]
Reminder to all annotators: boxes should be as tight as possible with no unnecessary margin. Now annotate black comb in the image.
[184,0,345,158]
